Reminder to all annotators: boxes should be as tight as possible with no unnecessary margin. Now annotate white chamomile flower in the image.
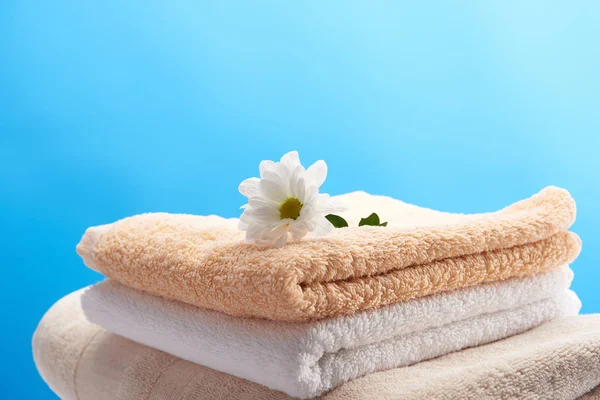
[238,151,345,248]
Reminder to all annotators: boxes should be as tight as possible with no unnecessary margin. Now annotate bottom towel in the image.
[34,288,600,400]
[80,267,577,398]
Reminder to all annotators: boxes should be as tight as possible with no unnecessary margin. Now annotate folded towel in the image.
[33,289,600,400]
[80,266,578,398]
[76,186,581,321]
[581,386,600,399]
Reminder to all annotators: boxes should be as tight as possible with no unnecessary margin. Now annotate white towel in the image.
[81,265,580,399]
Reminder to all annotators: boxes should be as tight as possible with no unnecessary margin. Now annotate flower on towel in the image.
[238,151,345,248]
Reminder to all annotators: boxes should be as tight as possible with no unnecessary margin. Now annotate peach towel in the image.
[33,289,600,400]
[76,186,581,321]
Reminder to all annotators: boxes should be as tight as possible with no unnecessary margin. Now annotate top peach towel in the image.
[77,186,581,321]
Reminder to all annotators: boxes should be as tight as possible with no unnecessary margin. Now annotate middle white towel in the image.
[81,265,579,399]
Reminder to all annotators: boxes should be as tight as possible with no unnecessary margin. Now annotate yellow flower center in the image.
[279,197,303,220]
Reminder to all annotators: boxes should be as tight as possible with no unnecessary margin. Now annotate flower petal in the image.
[313,193,347,214]
[244,206,279,219]
[289,166,306,201]
[262,166,294,196]
[306,160,327,188]
[259,160,276,178]
[248,196,279,209]
[303,185,319,203]
[244,220,279,241]
[312,216,335,237]
[290,226,308,241]
[280,151,301,171]
[238,220,249,231]
[259,177,288,203]
[272,231,289,248]
[289,217,313,241]
[250,223,289,248]
[238,177,261,198]
[244,223,268,238]
[297,201,316,222]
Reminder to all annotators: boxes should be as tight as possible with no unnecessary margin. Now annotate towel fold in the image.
[33,288,600,400]
[580,386,600,399]
[76,186,581,321]
[81,265,578,398]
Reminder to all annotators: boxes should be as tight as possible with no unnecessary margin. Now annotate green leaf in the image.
[359,213,388,227]
[326,214,349,228]
[359,213,379,226]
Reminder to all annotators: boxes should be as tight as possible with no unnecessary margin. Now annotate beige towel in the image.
[581,386,600,400]
[76,186,581,321]
[34,289,600,400]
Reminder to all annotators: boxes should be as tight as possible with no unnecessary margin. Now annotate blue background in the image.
[1,2,599,398]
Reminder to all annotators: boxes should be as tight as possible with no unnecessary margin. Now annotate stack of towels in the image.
[33,187,600,399]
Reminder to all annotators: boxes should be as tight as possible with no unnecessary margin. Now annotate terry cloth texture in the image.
[34,289,600,400]
[81,266,577,398]
[76,186,581,321]
[581,386,600,399]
